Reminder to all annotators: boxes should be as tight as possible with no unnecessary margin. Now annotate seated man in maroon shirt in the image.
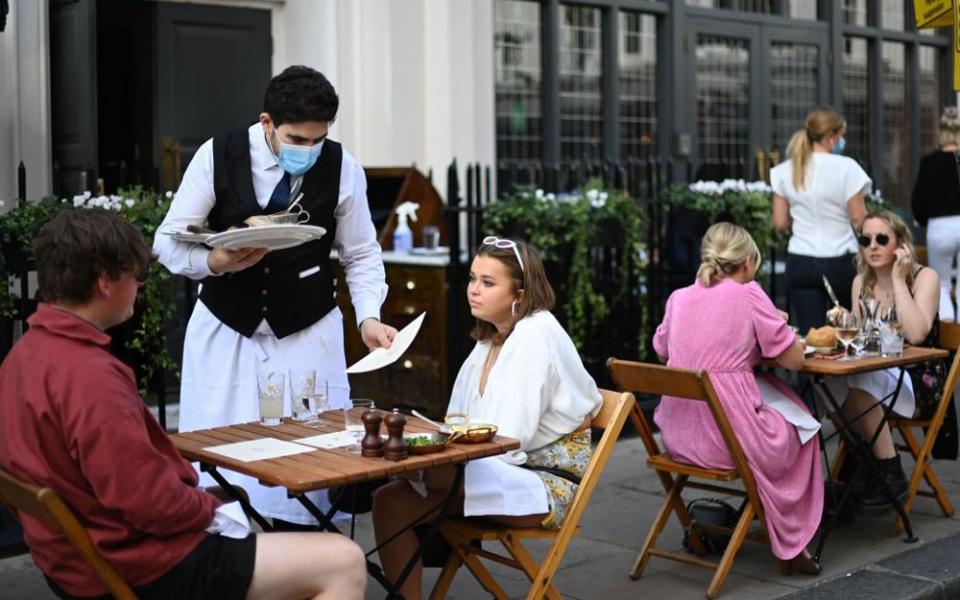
[0,208,366,600]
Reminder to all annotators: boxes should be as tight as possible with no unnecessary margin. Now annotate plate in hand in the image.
[206,224,327,251]
[165,231,214,245]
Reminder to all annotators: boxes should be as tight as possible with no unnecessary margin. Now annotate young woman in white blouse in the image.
[771,106,870,332]
[372,237,602,600]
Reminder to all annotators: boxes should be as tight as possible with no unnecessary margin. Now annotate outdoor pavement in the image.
[2,408,959,600]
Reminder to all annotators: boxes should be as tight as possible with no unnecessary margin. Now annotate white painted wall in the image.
[0,0,52,210]
[0,0,494,208]
[277,0,496,200]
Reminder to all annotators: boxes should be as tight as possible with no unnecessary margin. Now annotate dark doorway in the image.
[51,0,272,196]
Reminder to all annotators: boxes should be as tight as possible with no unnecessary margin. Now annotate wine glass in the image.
[835,311,860,360]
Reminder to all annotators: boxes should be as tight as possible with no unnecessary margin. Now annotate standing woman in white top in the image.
[771,107,871,332]
[372,238,602,600]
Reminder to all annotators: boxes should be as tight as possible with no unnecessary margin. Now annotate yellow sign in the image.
[915,0,954,28]
[955,2,960,90]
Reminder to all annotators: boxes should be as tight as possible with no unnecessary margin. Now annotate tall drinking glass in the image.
[835,312,860,360]
[289,369,317,422]
[256,371,285,426]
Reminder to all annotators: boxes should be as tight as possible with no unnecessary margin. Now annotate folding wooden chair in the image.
[0,467,137,600]
[428,389,635,600]
[886,321,960,534]
[607,358,769,600]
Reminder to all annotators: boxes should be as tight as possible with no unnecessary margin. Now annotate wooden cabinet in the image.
[336,261,451,418]
[333,166,465,417]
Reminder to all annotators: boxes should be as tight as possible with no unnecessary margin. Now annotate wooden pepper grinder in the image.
[383,409,408,461]
[361,410,384,458]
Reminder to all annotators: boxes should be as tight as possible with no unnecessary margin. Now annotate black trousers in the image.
[786,252,857,333]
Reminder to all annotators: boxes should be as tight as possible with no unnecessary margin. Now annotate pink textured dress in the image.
[653,278,823,560]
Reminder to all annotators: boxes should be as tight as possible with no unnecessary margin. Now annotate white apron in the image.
[179,299,350,524]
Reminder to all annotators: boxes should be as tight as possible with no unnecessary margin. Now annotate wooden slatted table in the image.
[171,410,520,598]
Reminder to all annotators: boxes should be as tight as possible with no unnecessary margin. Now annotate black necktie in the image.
[265,171,291,213]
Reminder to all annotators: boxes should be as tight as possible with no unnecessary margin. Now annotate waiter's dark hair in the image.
[34,208,154,304]
[263,65,339,125]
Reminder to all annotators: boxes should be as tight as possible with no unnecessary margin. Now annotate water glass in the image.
[345,399,375,439]
[422,226,440,251]
[289,369,317,422]
[256,371,285,426]
[880,325,904,357]
[312,379,330,416]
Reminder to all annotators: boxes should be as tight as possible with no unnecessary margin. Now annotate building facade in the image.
[0,0,954,212]
[495,0,955,207]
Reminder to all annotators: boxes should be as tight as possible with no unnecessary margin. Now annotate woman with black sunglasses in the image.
[820,210,944,506]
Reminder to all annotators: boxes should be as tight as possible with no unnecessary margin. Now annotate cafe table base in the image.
[809,369,917,562]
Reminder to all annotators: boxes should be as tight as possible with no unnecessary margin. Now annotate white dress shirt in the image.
[770,153,872,257]
[154,123,387,329]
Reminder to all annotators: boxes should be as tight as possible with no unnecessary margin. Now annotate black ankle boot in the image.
[860,455,908,508]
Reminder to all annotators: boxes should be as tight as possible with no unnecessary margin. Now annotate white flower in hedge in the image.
[534,189,545,201]
[545,192,555,201]
[124,198,135,208]
[165,191,174,199]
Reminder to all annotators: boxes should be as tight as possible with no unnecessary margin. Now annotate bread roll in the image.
[806,326,837,348]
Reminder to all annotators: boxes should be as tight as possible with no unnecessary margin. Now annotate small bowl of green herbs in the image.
[404,433,447,455]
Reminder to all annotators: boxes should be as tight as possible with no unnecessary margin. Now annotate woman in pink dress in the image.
[653,222,823,574]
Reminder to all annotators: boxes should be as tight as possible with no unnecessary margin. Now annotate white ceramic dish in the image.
[166,231,214,244]
[206,224,327,251]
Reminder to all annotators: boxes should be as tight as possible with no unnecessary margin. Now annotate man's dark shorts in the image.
[46,534,257,600]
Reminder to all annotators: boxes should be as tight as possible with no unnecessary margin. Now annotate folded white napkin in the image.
[206,501,252,539]
[757,377,821,444]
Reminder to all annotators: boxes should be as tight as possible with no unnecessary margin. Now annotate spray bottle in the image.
[392,201,419,253]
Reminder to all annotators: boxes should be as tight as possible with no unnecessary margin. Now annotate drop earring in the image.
[511,301,518,318]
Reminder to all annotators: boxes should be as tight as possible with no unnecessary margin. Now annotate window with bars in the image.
[918,45,943,154]
[880,0,905,30]
[559,4,604,162]
[842,37,871,170]
[685,0,816,17]
[843,0,868,26]
[881,42,909,203]
[494,0,543,163]
[619,11,658,159]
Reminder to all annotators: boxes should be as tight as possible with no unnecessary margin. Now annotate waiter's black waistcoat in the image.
[200,128,341,338]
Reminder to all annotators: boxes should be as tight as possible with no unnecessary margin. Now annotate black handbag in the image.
[681,498,739,555]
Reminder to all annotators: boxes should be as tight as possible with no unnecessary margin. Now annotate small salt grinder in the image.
[383,409,408,461]
[361,410,384,458]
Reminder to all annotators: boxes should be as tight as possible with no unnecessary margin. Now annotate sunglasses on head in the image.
[482,236,525,272]
[857,233,891,248]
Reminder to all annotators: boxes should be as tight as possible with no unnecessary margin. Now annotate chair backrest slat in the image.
[607,359,709,402]
[0,467,137,600]
[939,321,960,351]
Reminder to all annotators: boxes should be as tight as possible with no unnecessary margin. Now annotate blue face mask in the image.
[832,136,846,155]
[272,129,324,175]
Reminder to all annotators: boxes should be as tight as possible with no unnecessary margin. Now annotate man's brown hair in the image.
[34,208,154,304]
[471,238,555,345]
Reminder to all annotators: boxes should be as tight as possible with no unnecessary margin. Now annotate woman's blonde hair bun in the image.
[696,222,762,287]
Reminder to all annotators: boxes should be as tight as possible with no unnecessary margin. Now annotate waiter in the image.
[155,66,396,528]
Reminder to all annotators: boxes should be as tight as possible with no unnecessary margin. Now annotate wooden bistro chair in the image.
[837,321,960,536]
[607,358,769,600]
[429,389,635,600]
[0,467,137,600]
